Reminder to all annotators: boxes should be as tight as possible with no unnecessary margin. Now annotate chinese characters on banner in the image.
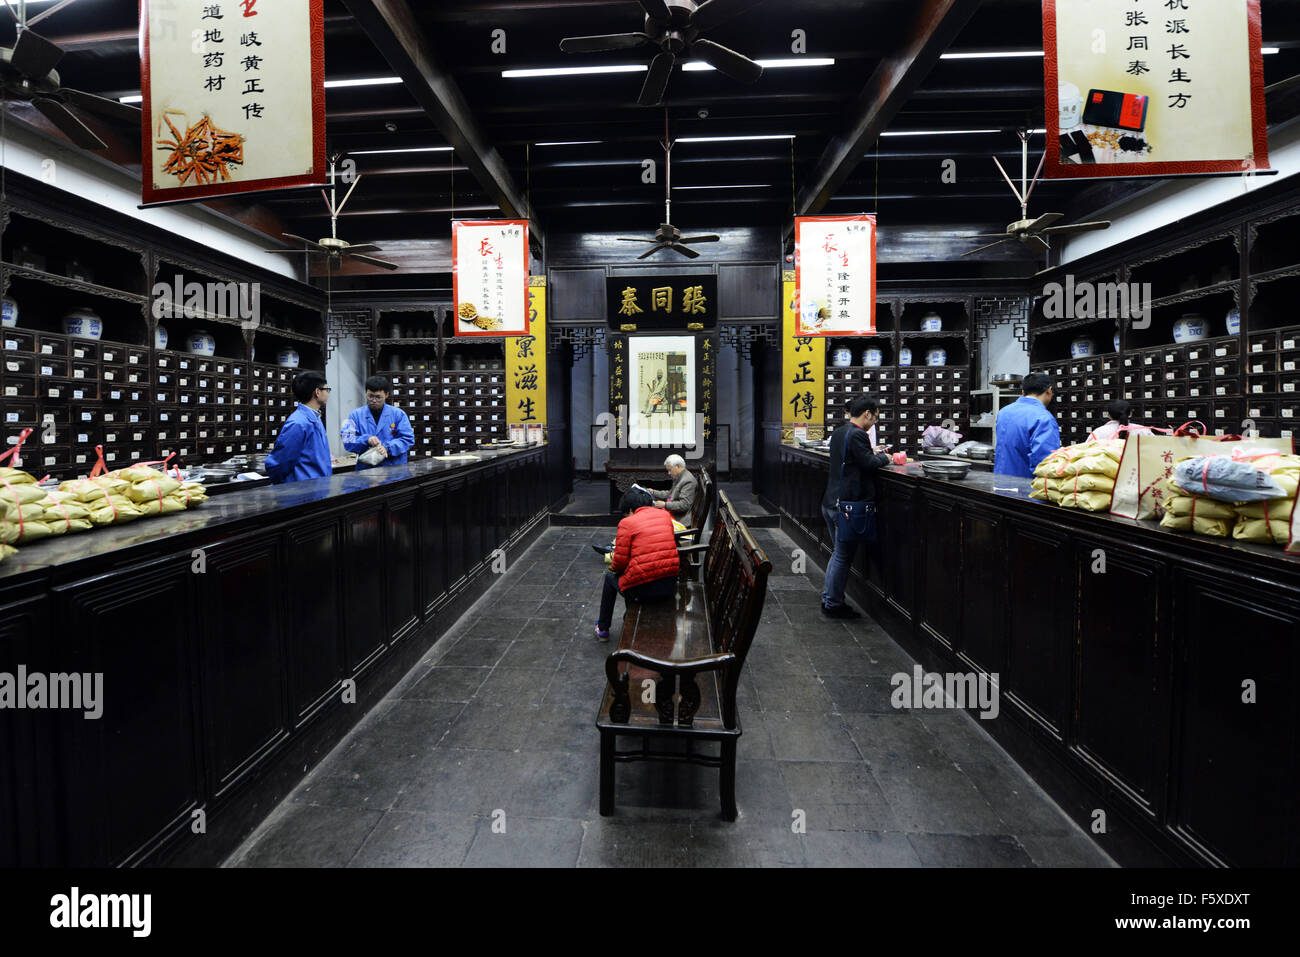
[782,270,825,442]
[794,215,876,336]
[141,0,326,205]
[604,275,718,330]
[452,220,530,337]
[507,276,547,429]
[1044,0,1269,179]
[700,335,715,443]
[609,336,627,447]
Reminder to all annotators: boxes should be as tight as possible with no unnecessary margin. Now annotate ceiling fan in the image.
[262,156,398,271]
[0,0,142,151]
[559,0,765,107]
[617,112,719,259]
[959,129,1111,257]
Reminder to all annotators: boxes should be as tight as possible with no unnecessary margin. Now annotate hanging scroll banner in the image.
[140,0,327,206]
[507,277,548,429]
[782,269,825,442]
[1043,0,1269,180]
[452,220,531,338]
[794,214,876,337]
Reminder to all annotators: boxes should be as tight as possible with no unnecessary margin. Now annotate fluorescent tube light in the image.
[118,94,143,104]
[503,64,648,78]
[674,184,770,189]
[881,129,1001,137]
[941,51,1044,60]
[325,76,403,88]
[682,57,835,71]
[676,134,794,143]
[534,140,604,146]
[348,146,455,155]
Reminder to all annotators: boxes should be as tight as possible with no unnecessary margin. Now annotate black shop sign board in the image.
[606,275,717,331]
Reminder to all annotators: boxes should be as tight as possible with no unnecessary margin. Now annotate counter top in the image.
[783,443,1300,566]
[0,445,542,580]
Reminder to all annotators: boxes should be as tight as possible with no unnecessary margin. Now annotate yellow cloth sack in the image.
[1054,454,1120,479]
[1163,495,1236,521]
[1161,510,1233,537]
[41,508,93,535]
[125,477,182,503]
[1233,517,1291,545]
[11,520,53,543]
[1058,490,1113,511]
[1056,473,1115,494]
[0,468,36,485]
[42,500,90,522]
[0,483,48,506]
[115,464,170,484]
[0,543,17,563]
[3,501,45,523]
[87,496,142,526]
[59,477,130,503]
[135,496,188,517]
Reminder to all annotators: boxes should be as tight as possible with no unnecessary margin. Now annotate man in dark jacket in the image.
[595,488,680,640]
[821,394,893,618]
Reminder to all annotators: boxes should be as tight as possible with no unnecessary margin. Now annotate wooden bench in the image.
[596,491,771,820]
[674,467,715,580]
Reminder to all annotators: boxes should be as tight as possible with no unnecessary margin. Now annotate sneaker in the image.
[820,603,862,620]
[591,544,614,556]
[594,625,610,641]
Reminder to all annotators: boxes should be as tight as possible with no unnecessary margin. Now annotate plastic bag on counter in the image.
[1159,479,1237,538]
[124,476,183,504]
[86,495,143,526]
[0,482,47,507]
[3,501,46,524]
[1057,490,1113,511]
[358,445,388,467]
[135,496,189,517]
[41,501,93,535]
[1231,453,1300,544]
[59,476,130,504]
[1171,455,1287,503]
[170,483,209,508]
[921,425,962,451]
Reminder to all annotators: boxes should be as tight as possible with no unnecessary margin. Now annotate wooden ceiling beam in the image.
[786,0,983,241]
[341,0,544,253]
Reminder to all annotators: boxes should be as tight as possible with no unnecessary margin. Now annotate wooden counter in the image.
[0,446,567,866]
[770,444,1299,868]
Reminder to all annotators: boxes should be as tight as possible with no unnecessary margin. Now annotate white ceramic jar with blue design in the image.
[277,347,301,369]
[920,312,943,332]
[2,297,17,328]
[1225,308,1241,336]
[62,308,103,340]
[898,347,912,367]
[155,324,169,350]
[1070,337,1094,359]
[1172,313,1208,343]
[187,328,217,356]
[925,348,946,366]
[862,348,883,367]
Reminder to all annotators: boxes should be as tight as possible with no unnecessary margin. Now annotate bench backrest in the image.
[704,491,771,728]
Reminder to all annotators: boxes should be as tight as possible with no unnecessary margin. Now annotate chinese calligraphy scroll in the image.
[1044,0,1269,179]
[452,220,530,337]
[507,276,548,428]
[628,336,696,448]
[141,0,326,205]
[781,269,825,442]
[794,215,876,336]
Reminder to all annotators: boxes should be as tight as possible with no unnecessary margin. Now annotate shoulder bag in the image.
[836,430,878,543]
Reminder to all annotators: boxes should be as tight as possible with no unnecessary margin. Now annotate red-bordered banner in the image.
[140,0,326,206]
[794,214,877,337]
[1043,0,1269,180]
[452,220,531,338]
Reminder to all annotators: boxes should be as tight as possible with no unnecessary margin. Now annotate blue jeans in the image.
[822,504,839,547]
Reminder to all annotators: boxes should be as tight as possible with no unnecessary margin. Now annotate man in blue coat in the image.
[265,370,333,484]
[341,375,415,470]
[994,372,1062,478]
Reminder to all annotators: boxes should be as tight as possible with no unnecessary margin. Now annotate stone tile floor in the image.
[225,525,1115,868]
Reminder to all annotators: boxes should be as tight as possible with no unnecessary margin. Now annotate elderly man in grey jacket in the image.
[649,454,698,519]
[592,454,699,557]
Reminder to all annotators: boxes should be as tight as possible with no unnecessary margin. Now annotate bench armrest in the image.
[607,648,734,678]
[605,650,737,726]
[673,527,699,539]
[677,544,710,555]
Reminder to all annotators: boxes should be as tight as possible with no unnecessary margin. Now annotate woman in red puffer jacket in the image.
[595,488,680,640]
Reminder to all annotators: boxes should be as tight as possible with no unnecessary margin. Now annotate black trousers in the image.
[598,571,676,631]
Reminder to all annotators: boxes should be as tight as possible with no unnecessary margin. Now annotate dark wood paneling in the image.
[879,481,915,616]
[344,507,387,673]
[55,564,200,867]
[0,596,51,866]
[385,494,421,643]
[201,541,289,800]
[1005,522,1071,738]
[1172,573,1300,867]
[1073,541,1169,818]
[958,507,1006,675]
[546,228,778,266]
[285,521,345,726]
[549,267,606,321]
[918,496,961,647]
[718,263,778,319]
[421,484,449,614]
[444,479,468,587]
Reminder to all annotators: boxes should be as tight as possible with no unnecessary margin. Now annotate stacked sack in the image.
[1,466,56,545]
[112,464,208,514]
[1159,452,1298,541]
[1030,439,1125,511]
[57,474,143,526]
[1232,453,1300,545]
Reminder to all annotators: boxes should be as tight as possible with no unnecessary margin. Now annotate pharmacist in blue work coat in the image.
[993,372,1062,478]
[264,370,333,484]
[341,375,415,470]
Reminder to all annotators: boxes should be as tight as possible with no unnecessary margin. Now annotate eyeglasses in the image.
[318,387,332,393]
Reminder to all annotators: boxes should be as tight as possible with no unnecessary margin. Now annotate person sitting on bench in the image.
[593,455,697,556]
[594,488,680,641]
